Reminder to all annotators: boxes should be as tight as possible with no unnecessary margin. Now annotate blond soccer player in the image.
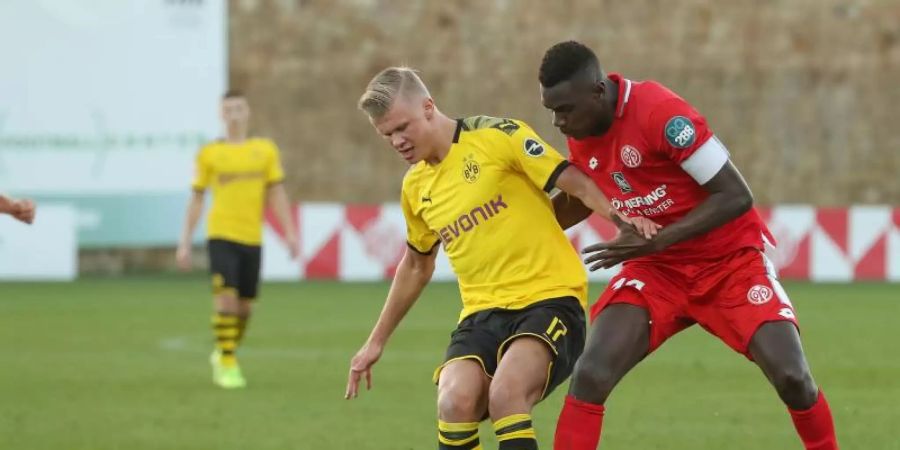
[177,90,299,389]
[344,68,658,449]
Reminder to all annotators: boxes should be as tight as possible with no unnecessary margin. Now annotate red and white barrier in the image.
[262,204,900,282]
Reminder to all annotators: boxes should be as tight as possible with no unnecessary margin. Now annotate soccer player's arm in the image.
[346,187,439,399]
[503,123,612,219]
[263,141,299,258]
[507,124,660,237]
[551,191,592,230]
[177,147,210,269]
[644,97,753,249]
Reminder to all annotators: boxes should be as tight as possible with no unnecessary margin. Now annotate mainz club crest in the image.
[747,285,774,305]
[620,145,642,168]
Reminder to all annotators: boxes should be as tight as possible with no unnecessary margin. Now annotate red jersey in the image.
[568,73,774,262]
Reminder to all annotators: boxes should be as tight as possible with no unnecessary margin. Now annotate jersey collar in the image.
[453,119,463,143]
[609,73,632,118]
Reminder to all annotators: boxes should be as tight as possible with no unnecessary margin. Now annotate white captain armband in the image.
[680,135,729,184]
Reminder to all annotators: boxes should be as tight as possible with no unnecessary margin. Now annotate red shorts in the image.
[590,248,798,358]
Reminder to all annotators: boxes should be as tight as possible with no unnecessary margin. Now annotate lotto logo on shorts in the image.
[747,285,774,305]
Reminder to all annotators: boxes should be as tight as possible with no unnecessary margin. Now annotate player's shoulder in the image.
[401,162,429,192]
[630,79,686,109]
[627,79,702,135]
[197,138,226,155]
[459,115,531,139]
[247,136,278,151]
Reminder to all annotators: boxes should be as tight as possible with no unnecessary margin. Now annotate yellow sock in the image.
[211,313,239,367]
[438,420,481,450]
[493,414,537,450]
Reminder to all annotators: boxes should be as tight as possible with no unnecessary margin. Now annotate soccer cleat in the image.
[216,365,247,389]
[209,350,247,389]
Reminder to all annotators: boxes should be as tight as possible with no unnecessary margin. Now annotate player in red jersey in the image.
[539,41,838,450]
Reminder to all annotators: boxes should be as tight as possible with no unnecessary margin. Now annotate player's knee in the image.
[570,359,616,404]
[772,366,818,409]
[437,387,483,421]
[487,380,535,418]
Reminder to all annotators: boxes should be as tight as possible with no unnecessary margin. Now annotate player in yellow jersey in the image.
[344,68,658,450]
[176,90,299,389]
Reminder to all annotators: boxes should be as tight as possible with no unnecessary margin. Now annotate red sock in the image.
[789,390,838,450]
[554,395,605,450]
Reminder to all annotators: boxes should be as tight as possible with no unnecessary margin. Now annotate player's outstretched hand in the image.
[345,342,383,400]
[582,219,666,270]
[0,196,36,224]
[611,211,661,239]
[11,199,36,224]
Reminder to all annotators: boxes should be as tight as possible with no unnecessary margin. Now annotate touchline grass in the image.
[0,276,897,449]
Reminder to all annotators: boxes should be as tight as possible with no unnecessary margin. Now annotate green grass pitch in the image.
[0,276,897,449]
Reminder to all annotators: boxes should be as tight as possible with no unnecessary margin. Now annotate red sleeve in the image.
[644,97,713,164]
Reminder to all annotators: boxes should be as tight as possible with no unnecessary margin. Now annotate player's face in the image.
[541,80,610,139]
[221,97,250,127]
[371,96,434,164]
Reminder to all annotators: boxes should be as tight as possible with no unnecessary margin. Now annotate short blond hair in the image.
[358,67,431,119]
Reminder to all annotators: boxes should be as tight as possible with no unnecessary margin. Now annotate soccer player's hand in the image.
[615,212,661,239]
[176,244,192,271]
[582,218,666,270]
[10,199,36,224]
[286,235,300,260]
[345,342,383,399]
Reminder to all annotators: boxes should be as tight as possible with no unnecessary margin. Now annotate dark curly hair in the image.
[539,41,601,88]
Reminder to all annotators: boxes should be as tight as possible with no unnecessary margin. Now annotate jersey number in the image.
[611,278,646,291]
[545,317,568,342]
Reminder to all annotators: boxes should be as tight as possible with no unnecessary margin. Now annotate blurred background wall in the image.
[230,0,900,205]
[2,0,898,276]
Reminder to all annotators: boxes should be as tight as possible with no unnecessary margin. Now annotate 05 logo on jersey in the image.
[665,116,696,149]
[620,145,641,168]
[747,285,773,305]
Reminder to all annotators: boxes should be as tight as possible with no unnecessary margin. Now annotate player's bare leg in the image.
[236,299,253,345]
[437,359,490,449]
[210,290,246,388]
[554,304,650,450]
[750,321,838,449]
[488,337,554,449]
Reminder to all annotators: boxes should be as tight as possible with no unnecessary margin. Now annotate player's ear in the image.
[591,79,606,102]
[422,97,435,120]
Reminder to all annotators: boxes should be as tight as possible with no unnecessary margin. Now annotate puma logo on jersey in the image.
[438,194,508,245]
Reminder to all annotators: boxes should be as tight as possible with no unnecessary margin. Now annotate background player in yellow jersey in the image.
[176,90,299,389]
[345,68,658,450]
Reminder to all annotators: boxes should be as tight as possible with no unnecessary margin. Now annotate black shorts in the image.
[207,239,262,300]
[433,297,586,399]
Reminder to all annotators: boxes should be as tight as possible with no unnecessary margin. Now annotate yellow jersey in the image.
[402,116,587,321]
[192,137,285,245]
